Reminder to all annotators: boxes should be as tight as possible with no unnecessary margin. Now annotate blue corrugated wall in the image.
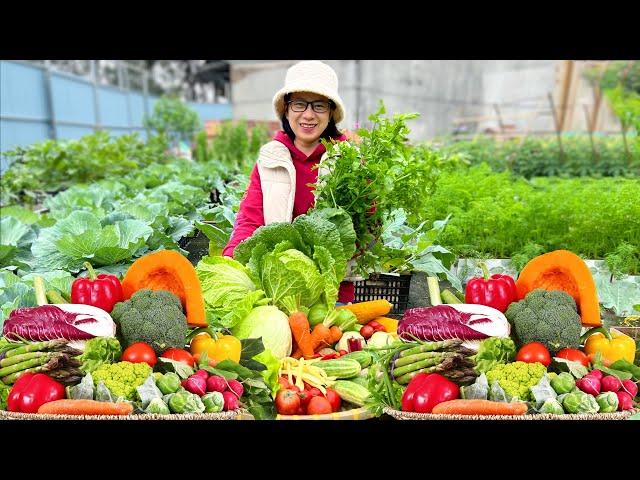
[0,60,233,171]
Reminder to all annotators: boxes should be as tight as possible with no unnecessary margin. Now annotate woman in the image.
[222,60,355,303]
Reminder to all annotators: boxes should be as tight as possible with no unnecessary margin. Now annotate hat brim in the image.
[273,87,345,124]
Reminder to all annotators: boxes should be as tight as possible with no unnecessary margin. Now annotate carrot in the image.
[309,324,333,354]
[337,299,392,324]
[431,399,528,416]
[328,325,343,345]
[38,399,134,416]
[289,311,314,359]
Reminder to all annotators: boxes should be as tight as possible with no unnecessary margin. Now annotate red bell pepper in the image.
[71,262,123,313]
[465,262,517,313]
[401,373,459,413]
[6,373,65,413]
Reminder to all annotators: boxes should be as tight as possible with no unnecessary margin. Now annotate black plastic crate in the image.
[353,273,412,317]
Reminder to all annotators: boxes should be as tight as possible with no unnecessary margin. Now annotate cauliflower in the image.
[92,361,152,401]
[486,361,547,401]
[111,289,188,354]
[505,288,582,354]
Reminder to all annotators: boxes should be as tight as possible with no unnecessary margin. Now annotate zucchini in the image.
[315,359,361,379]
[341,350,372,368]
[332,380,370,406]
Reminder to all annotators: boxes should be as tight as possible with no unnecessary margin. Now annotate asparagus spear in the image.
[394,351,457,368]
[0,352,64,377]
[1,355,66,384]
[397,340,463,358]
[395,357,459,385]
[4,339,68,358]
[0,351,50,368]
[392,353,463,379]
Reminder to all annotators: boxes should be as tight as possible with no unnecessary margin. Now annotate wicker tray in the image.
[0,409,248,421]
[383,407,638,421]
[276,406,373,420]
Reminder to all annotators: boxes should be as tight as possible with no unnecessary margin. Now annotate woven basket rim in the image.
[383,407,638,421]
[0,408,247,421]
[276,406,373,420]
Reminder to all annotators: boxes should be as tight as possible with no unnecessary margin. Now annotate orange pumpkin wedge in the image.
[515,249,601,327]
[122,250,207,327]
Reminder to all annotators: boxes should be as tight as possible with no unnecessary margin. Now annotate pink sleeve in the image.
[222,164,265,257]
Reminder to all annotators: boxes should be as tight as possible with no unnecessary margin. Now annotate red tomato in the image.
[516,342,551,367]
[122,342,157,367]
[556,348,589,367]
[275,388,301,415]
[161,348,195,367]
[368,320,381,329]
[307,396,333,415]
[360,325,374,340]
[324,388,342,412]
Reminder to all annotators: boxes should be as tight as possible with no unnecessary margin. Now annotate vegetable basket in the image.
[350,273,411,317]
[0,409,249,421]
[382,407,639,421]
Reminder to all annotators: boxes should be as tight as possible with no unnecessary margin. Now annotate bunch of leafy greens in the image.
[232,207,356,312]
[78,337,123,374]
[314,101,461,277]
[471,337,517,374]
[364,208,461,290]
[196,256,269,329]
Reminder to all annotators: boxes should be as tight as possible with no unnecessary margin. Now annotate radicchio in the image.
[397,304,510,350]
[3,304,116,342]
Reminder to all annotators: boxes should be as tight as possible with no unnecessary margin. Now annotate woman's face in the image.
[285,92,332,147]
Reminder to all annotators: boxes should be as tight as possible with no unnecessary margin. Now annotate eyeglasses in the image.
[287,100,333,113]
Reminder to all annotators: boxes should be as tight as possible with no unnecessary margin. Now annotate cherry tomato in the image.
[307,396,333,415]
[515,342,551,367]
[556,348,590,367]
[276,388,301,415]
[324,388,342,412]
[122,342,157,367]
[161,348,195,367]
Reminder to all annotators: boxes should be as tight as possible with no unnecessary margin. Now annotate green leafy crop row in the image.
[432,134,639,178]
[421,164,640,274]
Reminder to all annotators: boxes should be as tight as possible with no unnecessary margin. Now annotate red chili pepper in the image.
[71,262,123,313]
[464,262,517,313]
[7,373,65,413]
[401,373,459,413]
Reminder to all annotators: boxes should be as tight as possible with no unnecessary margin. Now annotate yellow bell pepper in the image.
[190,332,241,363]
[581,327,636,364]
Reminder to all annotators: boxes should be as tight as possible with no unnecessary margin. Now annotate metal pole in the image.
[355,60,362,128]
[43,60,58,140]
[582,104,598,165]
[143,70,151,138]
[124,63,133,134]
[117,60,124,90]
[92,60,102,132]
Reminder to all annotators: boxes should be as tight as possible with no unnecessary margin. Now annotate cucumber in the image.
[349,376,369,388]
[315,359,361,379]
[341,351,372,368]
[332,380,370,407]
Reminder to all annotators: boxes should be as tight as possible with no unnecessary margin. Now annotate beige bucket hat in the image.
[272,61,345,124]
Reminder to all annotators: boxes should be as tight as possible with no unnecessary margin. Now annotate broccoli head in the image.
[111,289,188,354]
[505,288,582,354]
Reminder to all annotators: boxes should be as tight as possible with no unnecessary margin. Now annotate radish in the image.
[621,379,638,398]
[600,375,622,392]
[227,379,244,398]
[194,369,209,380]
[206,375,227,393]
[183,375,207,396]
[616,391,634,411]
[576,375,601,396]
[588,369,603,380]
[222,390,239,410]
